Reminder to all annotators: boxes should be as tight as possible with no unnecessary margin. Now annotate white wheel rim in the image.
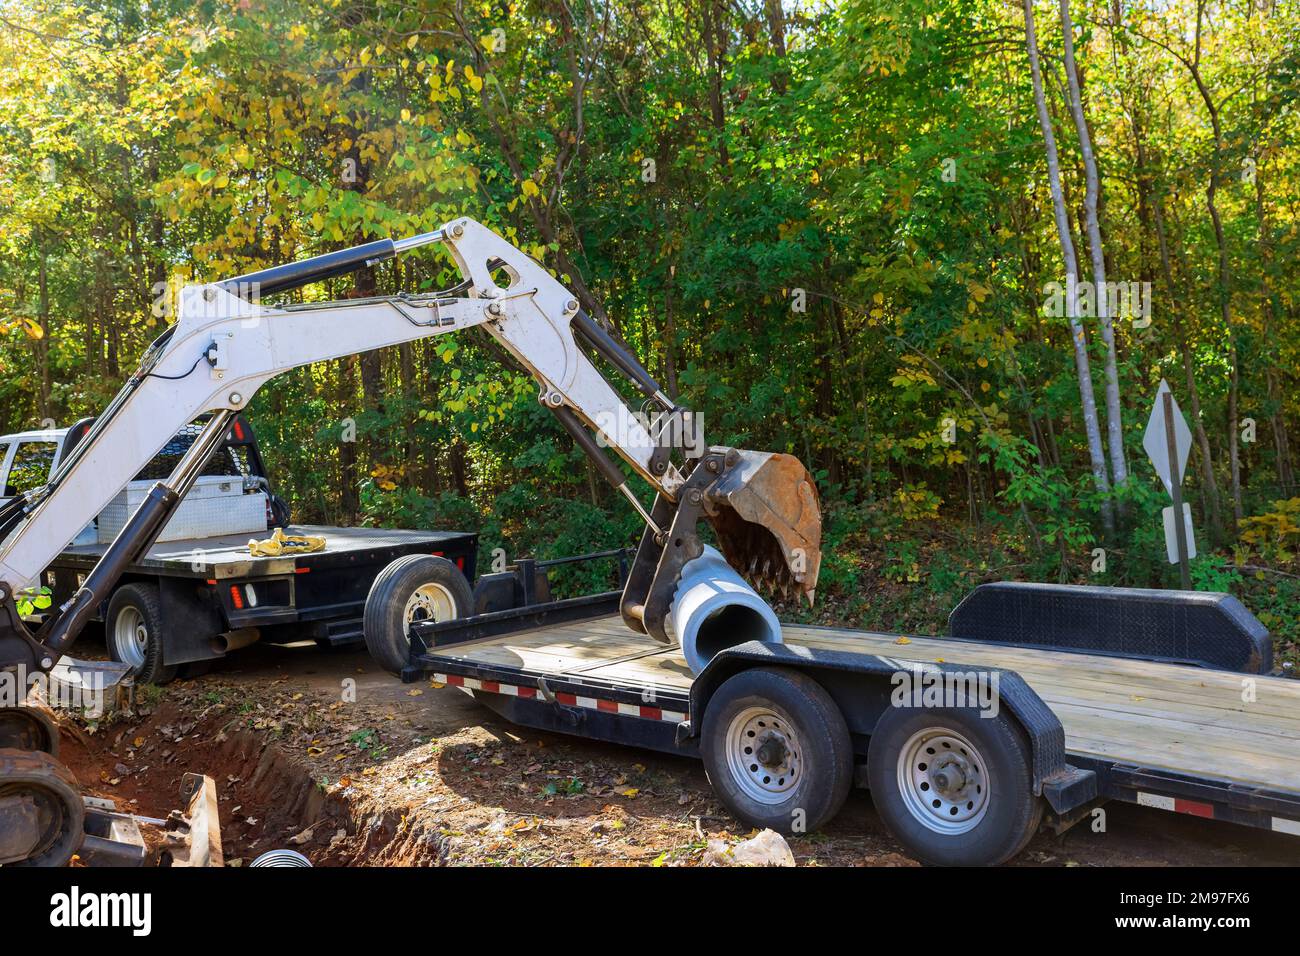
[403,583,456,634]
[112,606,149,669]
[896,726,990,834]
[724,706,802,805]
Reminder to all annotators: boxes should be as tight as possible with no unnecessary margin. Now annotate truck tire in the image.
[106,583,177,685]
[364,555,472,675]
[701,667,853,835]
[866,705,1043,866]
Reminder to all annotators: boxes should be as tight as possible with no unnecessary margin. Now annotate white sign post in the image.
[1143,380,1194,588]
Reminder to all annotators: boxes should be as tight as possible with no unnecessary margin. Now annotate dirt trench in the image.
[60,700,450,867]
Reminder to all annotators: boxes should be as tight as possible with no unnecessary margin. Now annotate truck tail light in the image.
[230,585,244,610]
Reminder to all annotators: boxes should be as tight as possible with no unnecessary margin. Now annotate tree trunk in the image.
[1058,0,1128,490]
[1023,0,1114,534]
[1152,188,1224,543]
[1185,1,1242,524]
[1253,167,1294,494]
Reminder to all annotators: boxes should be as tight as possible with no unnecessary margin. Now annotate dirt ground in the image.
[52,634,1299,867]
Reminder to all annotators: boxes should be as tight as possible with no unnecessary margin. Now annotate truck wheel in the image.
[106,583,176,685]
[364,555,472,675]
[701,667,853,835]
[866,706,1043,866]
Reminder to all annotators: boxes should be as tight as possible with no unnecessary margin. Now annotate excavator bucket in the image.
[703,450,822,603]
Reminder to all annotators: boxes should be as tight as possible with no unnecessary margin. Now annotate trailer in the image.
[393,574,1300,866]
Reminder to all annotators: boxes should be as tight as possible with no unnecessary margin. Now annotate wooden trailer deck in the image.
[428,614,1300,795]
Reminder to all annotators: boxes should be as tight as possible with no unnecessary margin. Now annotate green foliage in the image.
[0,0,1298,654]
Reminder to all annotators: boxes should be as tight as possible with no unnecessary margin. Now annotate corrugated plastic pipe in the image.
[668,545,782,675]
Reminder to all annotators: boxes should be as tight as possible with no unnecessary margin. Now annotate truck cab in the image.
[0,428,84,531]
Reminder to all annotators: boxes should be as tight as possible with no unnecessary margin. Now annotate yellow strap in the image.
[248,527,327,557]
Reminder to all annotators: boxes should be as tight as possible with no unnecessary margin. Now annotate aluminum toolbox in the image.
[97,475,267,544]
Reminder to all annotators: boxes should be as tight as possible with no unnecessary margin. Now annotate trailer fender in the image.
[689,640,1075,799]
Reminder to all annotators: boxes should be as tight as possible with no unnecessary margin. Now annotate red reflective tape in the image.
[518,687,537,699]
[556,692,577,706]
[445,675,465,687]
[596,699,618,713]
[480,680,499,694]
[1174,798,1215,819]
[641,706,662,720]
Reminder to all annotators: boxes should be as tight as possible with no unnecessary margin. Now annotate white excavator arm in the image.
[0,217,820,676]
[0,218,674,591]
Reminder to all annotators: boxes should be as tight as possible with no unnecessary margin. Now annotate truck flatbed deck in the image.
[56,524,472,579]
[411,610,1300,850]
[44,524,477,677]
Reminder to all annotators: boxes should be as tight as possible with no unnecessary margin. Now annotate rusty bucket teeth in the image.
[703,448,822,605]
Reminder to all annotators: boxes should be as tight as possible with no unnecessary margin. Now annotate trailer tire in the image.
[701,667,853,835]
[866,705,1043,866]
[106,583,176,685]
[364,554,472,675]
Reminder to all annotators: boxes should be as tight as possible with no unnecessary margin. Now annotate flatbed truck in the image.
[389,570,1300,866]
[10,415,477,683]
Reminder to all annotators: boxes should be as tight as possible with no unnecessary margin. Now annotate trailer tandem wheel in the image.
[364,554,473,675]
[866,705,1043,866]
[701,666,853,835]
